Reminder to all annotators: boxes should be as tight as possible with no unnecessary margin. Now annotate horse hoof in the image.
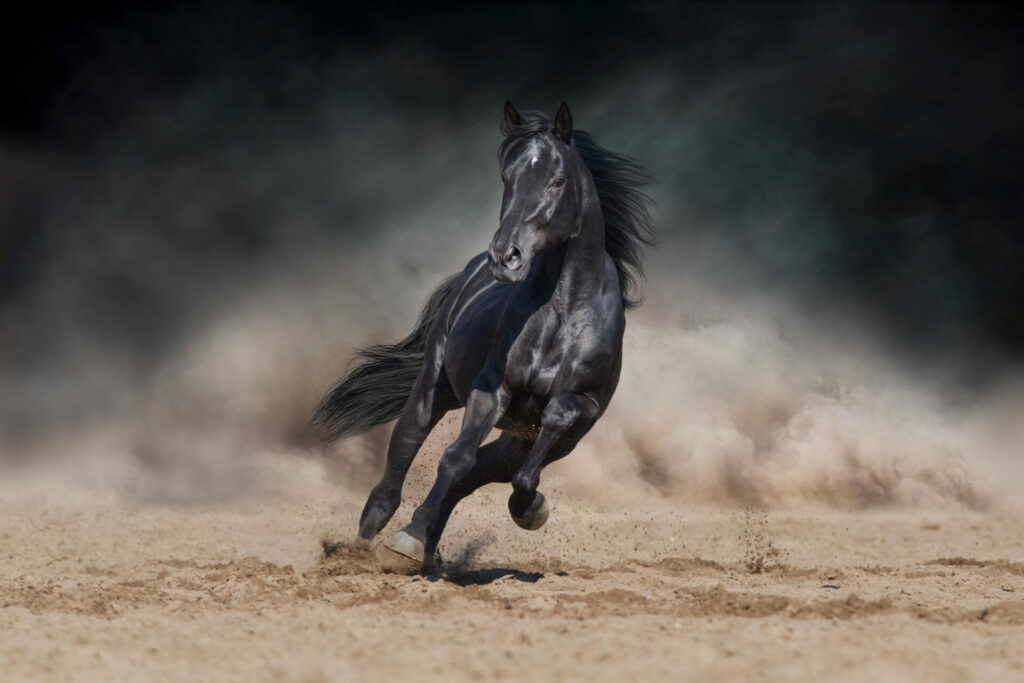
[374,530,425,574]
[510,491,549,530]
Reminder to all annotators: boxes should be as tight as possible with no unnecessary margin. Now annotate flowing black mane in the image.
[500,111,657,309]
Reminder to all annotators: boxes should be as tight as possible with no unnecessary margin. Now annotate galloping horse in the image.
[315,102,655,568]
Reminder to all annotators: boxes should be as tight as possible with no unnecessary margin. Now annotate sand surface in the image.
[1,458,1022,683]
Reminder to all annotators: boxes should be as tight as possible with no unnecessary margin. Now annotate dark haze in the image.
[2,3,1022,505]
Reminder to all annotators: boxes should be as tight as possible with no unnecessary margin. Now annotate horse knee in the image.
[541,394,583,432]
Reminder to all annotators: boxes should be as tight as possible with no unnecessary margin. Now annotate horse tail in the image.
[313,273,460,443]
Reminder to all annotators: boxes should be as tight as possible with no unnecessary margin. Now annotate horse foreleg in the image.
[357,337,455,541]
[508,393,597,529]
[380,385,508,566]
[421,434,531,559]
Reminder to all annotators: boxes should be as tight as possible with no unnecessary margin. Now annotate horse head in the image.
[489,101,582,284]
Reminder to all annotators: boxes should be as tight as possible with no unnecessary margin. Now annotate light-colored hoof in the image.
[374,530,425,574]
[511,491,549,530]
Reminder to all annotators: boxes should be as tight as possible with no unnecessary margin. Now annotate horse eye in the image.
[551,177,565,188]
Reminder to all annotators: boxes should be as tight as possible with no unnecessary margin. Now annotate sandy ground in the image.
[1,456,1022,683]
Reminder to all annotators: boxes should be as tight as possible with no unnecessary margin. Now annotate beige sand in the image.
[1,457,1022,683]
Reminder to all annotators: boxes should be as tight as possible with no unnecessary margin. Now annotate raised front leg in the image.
[381,384,509,565]
[508,392,599,529]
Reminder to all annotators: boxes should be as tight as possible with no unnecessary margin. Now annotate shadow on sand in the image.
[434,567,544,586]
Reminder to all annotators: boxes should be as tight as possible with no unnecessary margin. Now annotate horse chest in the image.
[505,310,601,398]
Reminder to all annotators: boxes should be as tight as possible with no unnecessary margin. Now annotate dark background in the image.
[2,2,1022,444]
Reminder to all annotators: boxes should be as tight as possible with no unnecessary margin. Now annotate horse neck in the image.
[543,165,606,313]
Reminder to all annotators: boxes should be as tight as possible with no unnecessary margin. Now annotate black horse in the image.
[315,102,655,568]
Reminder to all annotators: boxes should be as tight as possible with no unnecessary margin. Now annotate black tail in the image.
[313,274,459,443]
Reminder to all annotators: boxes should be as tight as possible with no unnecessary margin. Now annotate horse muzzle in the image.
[488,244,529,283]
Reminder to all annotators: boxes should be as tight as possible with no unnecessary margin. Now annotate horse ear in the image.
[504,101,524,135]
[554,101,573,143]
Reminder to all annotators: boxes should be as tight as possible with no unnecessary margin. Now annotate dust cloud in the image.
[558,283,1024,511]
[4,226,1021,514]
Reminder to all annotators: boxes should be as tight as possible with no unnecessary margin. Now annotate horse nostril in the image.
[504,245,522,270]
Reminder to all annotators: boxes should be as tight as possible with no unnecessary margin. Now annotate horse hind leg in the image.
[375,386,506,565]
[357,365,456,542]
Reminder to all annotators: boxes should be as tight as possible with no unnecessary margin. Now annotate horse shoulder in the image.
[441,252,497,330]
